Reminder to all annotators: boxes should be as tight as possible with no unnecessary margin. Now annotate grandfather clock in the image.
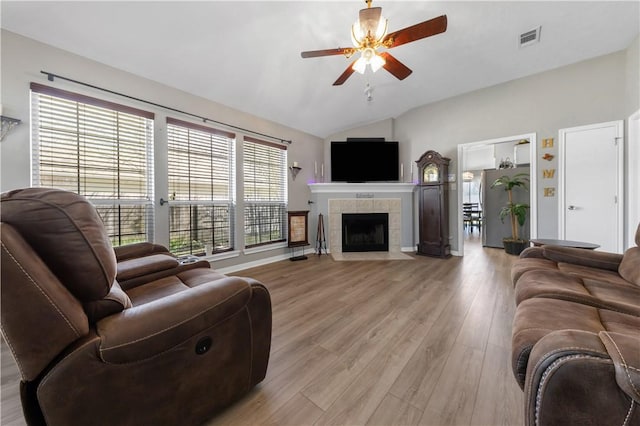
[416,150,451,258]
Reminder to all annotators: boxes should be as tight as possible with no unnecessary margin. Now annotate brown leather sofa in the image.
[1,187,272,426]
[510,225,640,425]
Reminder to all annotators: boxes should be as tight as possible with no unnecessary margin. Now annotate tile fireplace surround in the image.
[308,183,416,253]
[329,198,400,253]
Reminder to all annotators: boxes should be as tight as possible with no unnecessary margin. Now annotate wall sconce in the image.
[289,161,302,180]
[1,116,22,141]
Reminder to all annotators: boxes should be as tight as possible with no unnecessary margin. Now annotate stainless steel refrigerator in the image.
[481,166,530,248]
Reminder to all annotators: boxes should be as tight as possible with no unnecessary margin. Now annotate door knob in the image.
[568,205,576,210]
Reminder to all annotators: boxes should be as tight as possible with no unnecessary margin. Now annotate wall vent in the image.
[519,26,541,48]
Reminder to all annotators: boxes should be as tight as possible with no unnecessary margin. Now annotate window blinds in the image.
[30,83,154,246]
[243,136,288,247]
[166,117,235,255]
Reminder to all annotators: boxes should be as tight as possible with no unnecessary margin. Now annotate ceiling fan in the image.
[301,0,447,86]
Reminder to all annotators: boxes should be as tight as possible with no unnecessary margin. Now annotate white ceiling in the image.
[2,1,639,138]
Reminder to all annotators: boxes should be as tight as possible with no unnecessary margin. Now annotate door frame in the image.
[456,132,538,255]
[558,120,624,252]
[627,110,640,249]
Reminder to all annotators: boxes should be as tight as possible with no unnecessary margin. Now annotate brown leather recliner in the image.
[1,188,272,426]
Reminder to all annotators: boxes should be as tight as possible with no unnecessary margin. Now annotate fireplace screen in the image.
[342,213,389,252]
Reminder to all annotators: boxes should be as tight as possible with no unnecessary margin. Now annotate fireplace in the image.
[342,213,389,252]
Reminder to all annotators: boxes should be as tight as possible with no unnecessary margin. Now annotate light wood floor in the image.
[1,235,524,425]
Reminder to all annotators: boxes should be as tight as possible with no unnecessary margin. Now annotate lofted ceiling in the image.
[2,1,639,138]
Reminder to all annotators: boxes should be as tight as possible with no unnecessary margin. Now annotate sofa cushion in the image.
[511,258,557,284]
[515,269,640,316]
[556,262,632,287]
[619,246,640,286]
[512,297,640,389]
[98,270,252,364]
[511,257,630,287]
[1,188,116,301]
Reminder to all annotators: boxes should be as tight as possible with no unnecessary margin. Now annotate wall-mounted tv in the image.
[331,138,399,182]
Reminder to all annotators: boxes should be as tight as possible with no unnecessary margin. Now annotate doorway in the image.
[558,120,624,253]
[456,133,538,255]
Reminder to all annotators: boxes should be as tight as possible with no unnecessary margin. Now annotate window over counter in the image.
[167,118,235,256]
[30,83,155,246]
[243,136,287,248]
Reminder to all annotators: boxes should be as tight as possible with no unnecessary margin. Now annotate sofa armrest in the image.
[542,245,623,271]
[524,330,637,426]
[116,254,179,282]
[96,276,251,363]
[519,247,545,258]
[113,242,170,262]
[599,331,640,404]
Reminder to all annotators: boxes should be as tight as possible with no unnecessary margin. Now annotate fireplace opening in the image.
[342,213,389,252]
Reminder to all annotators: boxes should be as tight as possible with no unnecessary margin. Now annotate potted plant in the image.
[490,173,530,255]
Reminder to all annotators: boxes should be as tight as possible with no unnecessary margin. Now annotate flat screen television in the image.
[331,139,399,182]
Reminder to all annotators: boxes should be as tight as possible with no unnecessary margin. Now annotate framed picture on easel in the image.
[287,211,309,247]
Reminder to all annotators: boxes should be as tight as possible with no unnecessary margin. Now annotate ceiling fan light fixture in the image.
[369,53,385,72]
[352,6,387,46]
[352,56,367,74]
[351,22,365,46]
[374,16,388,41]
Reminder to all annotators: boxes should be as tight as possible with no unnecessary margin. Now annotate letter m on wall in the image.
[543,169,555,179]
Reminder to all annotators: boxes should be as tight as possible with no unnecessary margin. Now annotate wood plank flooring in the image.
[1,236,524,425]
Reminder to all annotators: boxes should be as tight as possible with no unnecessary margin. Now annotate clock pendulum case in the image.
[415,150,451,258]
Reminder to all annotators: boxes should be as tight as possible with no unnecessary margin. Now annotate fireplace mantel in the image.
[309,182,416,194]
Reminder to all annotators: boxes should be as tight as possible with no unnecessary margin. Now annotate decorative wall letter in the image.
[542,138,554,148]
[544,187,555,197]
[543,169,556,179]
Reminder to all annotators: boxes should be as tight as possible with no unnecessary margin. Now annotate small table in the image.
[530,238,600,250]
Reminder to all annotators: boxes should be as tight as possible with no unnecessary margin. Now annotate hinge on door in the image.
[614,195,618,204]
[614,137,622,145]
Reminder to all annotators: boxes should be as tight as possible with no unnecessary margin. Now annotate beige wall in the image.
[0,30,323,269]
[626,36,640,116]
[3,29,636,262]
[322,118,396,180]
[329,49,633,252]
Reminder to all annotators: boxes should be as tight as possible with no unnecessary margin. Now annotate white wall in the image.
[0,30,324,269]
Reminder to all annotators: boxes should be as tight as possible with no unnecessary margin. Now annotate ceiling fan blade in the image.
[380,52,412,80]
[383,15,447,49]
[301,48,348,58]
[333,62,357,86]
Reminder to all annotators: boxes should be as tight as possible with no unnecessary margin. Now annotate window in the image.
[30,83,154,246]
[167,118,235,256]
[243,136,287,247]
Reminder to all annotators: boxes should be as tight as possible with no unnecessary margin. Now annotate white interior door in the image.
[559,121,624,252]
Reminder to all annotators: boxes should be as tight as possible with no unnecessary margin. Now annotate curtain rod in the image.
[40,71,292,145]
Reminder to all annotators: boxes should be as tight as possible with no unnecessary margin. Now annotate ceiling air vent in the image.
[519,26,541,48]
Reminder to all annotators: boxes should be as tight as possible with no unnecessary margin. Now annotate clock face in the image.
[423,163,439,183]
